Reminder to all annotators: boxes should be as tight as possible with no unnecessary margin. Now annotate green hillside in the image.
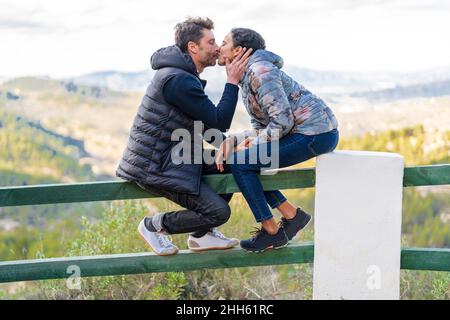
[0,89,448,298]
[0,76,142,178]
[0,109,93,184]
[0,108,104,260]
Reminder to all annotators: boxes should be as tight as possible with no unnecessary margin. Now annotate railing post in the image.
[313,151,404,300]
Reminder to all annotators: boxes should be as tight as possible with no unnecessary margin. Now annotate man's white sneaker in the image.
[138,218,178,256]
[188,228,239,252]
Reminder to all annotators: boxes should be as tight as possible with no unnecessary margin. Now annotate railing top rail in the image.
[0,165,449,208]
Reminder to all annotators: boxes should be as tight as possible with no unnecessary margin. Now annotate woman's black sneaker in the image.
[240,227,289,253]
[281,208,312,241]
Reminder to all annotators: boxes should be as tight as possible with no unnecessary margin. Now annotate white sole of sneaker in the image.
[244,241,289,254]
[189,243,238,252]
[137,221,178,256]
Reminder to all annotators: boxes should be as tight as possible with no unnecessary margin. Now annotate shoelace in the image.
[249,227,265,239]
[211,228,228,240]
[156,232,175,248]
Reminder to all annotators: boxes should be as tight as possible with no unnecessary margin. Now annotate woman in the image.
[216,28,339,252]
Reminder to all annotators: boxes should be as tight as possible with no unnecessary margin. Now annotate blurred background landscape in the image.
[0,0,449,299]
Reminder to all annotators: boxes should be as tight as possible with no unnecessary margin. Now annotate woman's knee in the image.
[310,130,339,156]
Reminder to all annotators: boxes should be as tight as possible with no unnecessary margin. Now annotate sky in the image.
[1,0,450,78]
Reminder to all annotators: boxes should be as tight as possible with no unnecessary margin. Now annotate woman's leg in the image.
[230,133,316,225]
[265,129,340,217]
[276,200,298,219]
[230,130,339,251]
[263,190,297,218]
[230,134,315,251]
[264,190,311,240]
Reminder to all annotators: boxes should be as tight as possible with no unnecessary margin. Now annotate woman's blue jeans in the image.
[230,129,339,222]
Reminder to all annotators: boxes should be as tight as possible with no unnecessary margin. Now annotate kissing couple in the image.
[116,17,339,255]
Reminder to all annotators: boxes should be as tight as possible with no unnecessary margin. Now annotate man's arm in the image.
[163,74,239,132]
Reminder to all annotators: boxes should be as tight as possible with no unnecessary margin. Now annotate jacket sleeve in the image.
[250,117,265,131]
[163,74,239,132]
[226,117,263,145]
[250,64,294,144]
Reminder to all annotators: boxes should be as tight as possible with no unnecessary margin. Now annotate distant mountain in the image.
[0,108,102,227]
[70,70,154,93]
[285,65,450,94]
[2,76,112,99]
[351,79,450,102]
[69,65,450,97]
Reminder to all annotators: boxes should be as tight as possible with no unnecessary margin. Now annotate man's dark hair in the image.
[231,28,266,54]
[175,17,214,53]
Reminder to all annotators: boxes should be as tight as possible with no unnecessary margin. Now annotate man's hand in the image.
[215,137,236,172]
[226,47,253,85]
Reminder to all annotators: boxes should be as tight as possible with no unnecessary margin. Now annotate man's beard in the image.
[203,53,218,68]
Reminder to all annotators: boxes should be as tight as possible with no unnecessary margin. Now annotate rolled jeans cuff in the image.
[269,197,287,209]
[255,214,274,223]
[265,191,287,209]
[151,212,166,233]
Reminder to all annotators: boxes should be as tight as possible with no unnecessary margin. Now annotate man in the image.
[116,17,251,255]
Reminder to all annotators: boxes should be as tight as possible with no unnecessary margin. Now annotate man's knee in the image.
[210,204,231,226]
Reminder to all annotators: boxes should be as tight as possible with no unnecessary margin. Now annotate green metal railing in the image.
[0,164,449,283]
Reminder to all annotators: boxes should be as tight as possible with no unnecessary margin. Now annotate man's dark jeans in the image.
[137,158,233,237]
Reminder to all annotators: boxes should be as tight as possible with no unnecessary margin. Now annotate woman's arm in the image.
[251,64,295,144]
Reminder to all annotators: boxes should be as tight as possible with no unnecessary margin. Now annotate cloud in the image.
[1,0,450,77]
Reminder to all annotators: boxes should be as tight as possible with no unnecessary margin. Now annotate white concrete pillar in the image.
[313,151,404,300]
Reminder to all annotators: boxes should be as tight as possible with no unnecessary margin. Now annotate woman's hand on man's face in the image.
[225,47,253,85]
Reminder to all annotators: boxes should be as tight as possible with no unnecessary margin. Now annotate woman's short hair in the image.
[231,28,266,53]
